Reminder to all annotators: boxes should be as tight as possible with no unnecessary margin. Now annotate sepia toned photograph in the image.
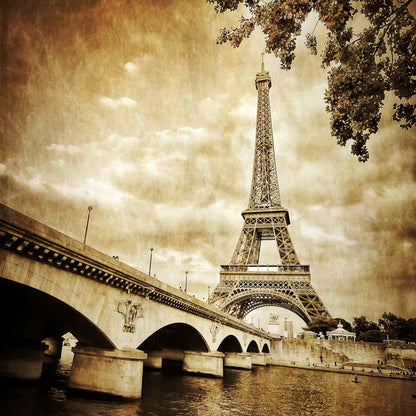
[1,1,415,415]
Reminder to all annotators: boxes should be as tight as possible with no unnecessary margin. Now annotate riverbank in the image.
[268,360,416,381]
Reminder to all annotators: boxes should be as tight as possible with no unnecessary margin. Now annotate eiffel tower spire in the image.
[209,63,331,323]
[248,58,281,210]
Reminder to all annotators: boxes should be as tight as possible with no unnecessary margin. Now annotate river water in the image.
[1,347,415,416]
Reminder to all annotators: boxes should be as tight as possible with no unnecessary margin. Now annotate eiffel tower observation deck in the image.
[209,62,331,323]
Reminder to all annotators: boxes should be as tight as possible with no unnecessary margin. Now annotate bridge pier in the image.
[224,352,252,370]
[183,351,224,377]
[143,351,163,370]
[160,349,184,361]
[69,346,147,399]
[250,352,267,366]
[0,342,47,380]
[43,336,64,358]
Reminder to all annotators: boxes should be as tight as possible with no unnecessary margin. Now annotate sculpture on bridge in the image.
[210,323,219,343]
[117,300,143,333]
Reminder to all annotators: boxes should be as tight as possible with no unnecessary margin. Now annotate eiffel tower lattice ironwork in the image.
[209,62,331,323]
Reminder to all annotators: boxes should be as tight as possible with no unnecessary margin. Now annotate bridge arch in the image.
[246,340,260,353]
[0,278,115,349]
[261,343,270,353]
[138,322,209,352]
[216,335,243,353]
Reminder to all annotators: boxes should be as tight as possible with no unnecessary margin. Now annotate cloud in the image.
[0,164,7,176]
[124,61,138,74]
[298,222,351,244]
[100,96,137,109]
[46,143,83,154]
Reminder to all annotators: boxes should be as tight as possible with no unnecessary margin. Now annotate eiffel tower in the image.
[209,61,331,323]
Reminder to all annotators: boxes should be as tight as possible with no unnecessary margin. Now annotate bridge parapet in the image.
[0,204,270,340]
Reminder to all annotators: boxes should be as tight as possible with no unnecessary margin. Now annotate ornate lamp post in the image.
[185,271,188,293]
[83,206,93,244]
[148,247,154,276]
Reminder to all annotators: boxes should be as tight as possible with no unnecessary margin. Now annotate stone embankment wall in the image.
[270,339,386,366]
[385,345,416,368]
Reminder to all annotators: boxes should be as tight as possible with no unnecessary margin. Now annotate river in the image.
[1,347,415,416]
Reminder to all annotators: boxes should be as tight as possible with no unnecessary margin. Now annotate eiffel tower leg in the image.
[230,221,260,265]
[249,232,261,264]
[273,222,299,265]
[223,302,245,319]
[297,293,330,321]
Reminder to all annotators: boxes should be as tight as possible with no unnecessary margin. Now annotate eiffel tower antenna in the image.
[209,65,331,323]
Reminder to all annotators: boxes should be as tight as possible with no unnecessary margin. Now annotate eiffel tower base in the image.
[211,265,330,323]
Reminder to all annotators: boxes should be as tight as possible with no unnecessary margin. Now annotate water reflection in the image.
[0,349,415,416]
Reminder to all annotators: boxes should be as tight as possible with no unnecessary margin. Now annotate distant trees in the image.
[303,317,338,336]
[378,312,416,342]
[353,312,416,342]
[303,316,352,336]
[304,312,416,342]
[352,315,379,335]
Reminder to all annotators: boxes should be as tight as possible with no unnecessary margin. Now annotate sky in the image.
[1,0,415,331]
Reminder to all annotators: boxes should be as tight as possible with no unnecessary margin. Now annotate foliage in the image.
[378,312,416,342]
[406,318,416,342]
[357,329,385,342]
[352,315,380,335]
[353,312,416,342]
[303,317,353,336]
[207,0,416,161]
[303,316,339,335]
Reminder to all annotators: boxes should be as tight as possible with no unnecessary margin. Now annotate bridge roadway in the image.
[0,204,272,398]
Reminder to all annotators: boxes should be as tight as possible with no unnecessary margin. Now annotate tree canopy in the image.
[208,0,416,161]
[303,316,338,335]
[353,313,416,342]
[303,316,352,335]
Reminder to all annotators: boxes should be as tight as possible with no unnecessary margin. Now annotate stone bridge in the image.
[0,204,272,398]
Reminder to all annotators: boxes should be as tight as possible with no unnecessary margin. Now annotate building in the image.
[284,318,294,339]
[327,322,356,341]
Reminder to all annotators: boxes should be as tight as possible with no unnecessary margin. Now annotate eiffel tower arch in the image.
[209,62,331,324]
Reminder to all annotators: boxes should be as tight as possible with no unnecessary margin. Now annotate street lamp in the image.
[148,247,154,276]
[185,271,188,293]
[208,286,210,301]
[83,206,93,244]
